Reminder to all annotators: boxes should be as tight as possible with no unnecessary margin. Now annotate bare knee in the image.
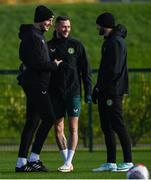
[69,126,78,135]
[69,117,79,135]
[54,118,65,138]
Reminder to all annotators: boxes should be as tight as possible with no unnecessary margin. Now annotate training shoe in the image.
[28,160,49,172]
[58,163,74,172]
[114,162,134,172]
[15,164,38,172]
[92,163,117,172]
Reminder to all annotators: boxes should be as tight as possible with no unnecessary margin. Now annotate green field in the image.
[0,2,151,69]
[0,149,150,179]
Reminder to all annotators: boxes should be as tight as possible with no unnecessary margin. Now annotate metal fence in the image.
[0,69,151,151]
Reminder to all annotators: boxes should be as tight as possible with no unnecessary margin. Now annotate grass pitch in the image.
[0,149,150,179]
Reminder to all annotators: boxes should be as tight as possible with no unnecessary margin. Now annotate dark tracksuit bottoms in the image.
[18,86,55,157]
[98,95,132,163]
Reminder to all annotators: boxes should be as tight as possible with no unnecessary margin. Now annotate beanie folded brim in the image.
[96,12,115,28]
[34,5,54,23]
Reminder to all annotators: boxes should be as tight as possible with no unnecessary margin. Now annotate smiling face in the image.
[55,19,71,38]
[39,17,54,32]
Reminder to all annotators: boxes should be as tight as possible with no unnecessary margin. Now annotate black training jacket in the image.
[97,24,129,96]
[18,24,57,90]
[47,32,92,97]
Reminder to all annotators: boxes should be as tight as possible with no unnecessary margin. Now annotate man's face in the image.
[97,25,105,36]
[40,17,54,32]
[56,20,71,38]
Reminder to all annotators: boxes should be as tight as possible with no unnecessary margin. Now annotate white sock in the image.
[29,152,40,162]
[16,157,27,168]
[65,149,75,165]
[60,149,68,162]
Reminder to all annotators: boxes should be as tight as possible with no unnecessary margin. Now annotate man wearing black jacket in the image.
[92,13,133,172]
[15,6,62,172]
[47,16,92,172]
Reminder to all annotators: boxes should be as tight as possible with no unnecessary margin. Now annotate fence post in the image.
[88,102,93,152]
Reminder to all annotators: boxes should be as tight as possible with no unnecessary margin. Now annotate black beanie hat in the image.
[34,5,54,23]
[96,12,115,28]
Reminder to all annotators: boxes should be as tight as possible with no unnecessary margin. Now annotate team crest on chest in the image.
[68,47,75,54]
[106,99,113,106]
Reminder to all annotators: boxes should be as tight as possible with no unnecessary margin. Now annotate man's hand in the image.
[85,95,92,104]
[53,59,63,66]
[92,85,99,104]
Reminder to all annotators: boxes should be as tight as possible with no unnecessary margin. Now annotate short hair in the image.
[55,16,70,24]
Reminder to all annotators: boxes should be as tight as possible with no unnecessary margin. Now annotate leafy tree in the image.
[123,73,151,146]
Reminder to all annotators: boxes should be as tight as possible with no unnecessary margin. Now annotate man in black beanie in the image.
[96,12,115,29]
[92,12,133,172]
[15,5,62,172]
[34,5,54,31]
[34,5,54,24]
